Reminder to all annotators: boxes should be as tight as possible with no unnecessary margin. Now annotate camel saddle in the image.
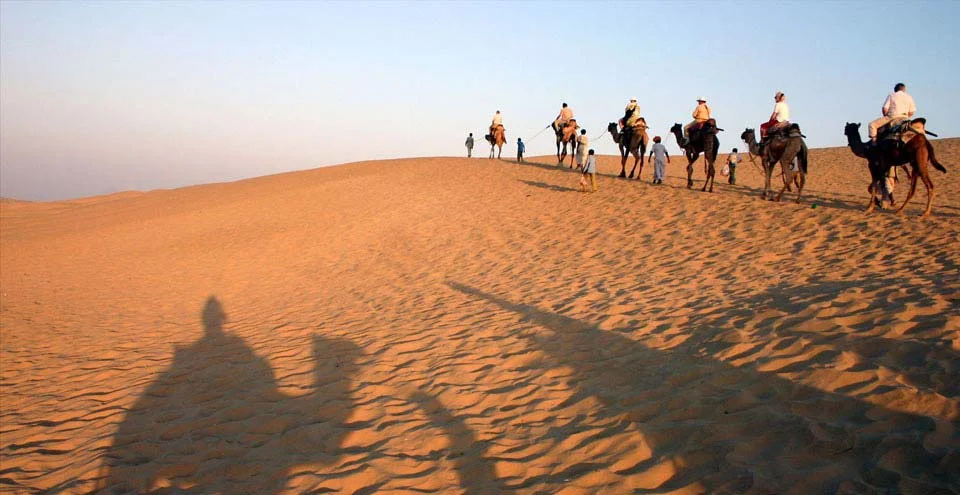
[688,119,718,143]
[620,118,648,145]
[559,119,579,141]
[878,117,924,143]
[763,122,803,142]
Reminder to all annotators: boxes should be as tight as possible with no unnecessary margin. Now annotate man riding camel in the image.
[683,97,711,146]
[760,91,790,141]
[490,110,503,137]
[620,96,641,144]
[868,82,916,143]
[554,102,574,131]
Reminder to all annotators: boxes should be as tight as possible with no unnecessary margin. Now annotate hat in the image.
[630,96,637,101]
[775,91,784,98]
[696,97,706,102]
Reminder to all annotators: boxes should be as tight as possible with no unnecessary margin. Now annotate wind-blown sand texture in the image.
[2,139,959,494]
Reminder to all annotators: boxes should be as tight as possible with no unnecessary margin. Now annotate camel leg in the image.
[701,161,708,192]
[919,170,935,217]
[686,157,695,189]
[617,146,633,179]
[795,172,805,204]
[763,160,773,200]
[628,153,640,179]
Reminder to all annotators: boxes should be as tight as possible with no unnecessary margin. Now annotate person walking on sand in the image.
[517,138,525,163]
[576,129,589,169]
[580,149,598,192]
[647,136,670,184]
[726,148,740,185]
[465,133,474,158]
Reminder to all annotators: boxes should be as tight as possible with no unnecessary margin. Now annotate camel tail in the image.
[926,140,946,173]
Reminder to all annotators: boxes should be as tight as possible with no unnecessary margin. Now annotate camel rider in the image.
[621,97,640,143]
[683,97,711,145]
[868,82,916,143]
[554,102,574,131]
[760,91,790,141]
[490,110,503,136]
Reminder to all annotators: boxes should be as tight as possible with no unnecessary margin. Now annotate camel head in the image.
[607,122,619,134]
[741,128,756,143]
[669,123,683,135]
[844,122,862,140]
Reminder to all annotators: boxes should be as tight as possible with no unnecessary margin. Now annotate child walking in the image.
[727,148,740,184]
[647,136,670,184]
[580,149,598,192]
[517,138,525,163]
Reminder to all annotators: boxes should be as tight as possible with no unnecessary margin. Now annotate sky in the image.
[2,1,958,201]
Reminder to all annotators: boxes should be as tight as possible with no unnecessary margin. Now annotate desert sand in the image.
[2,138,959,494]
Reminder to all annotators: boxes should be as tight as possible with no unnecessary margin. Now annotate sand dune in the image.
[2,139,959,494]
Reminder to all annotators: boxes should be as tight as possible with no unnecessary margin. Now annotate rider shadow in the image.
[446,281,957,493]
[97,296,363,494]
[518,179,579,193]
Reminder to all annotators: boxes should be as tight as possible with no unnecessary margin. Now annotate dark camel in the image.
[670,121,720,192]
[486,125,506,159]
[844,121,947,217]
[740,126,809,203]
[552,119,579,168]
[607,119,649,179]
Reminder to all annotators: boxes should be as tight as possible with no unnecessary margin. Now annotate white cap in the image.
[630,96,637,101]
[697,96,706,102]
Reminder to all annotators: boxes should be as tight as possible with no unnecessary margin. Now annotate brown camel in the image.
[670,120,720,192]
[552,119,579,168]
[607,118,649,179]
[740,126,808,202]
[486,125,506,159]
[844,120,947,217]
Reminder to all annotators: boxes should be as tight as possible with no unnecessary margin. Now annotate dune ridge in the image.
[2,140,959,494]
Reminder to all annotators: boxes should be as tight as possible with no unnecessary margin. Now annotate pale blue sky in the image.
[2,0,958,200]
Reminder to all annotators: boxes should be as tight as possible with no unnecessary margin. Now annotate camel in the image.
[552,119,579,167]
[670,121,720,192]
[741,126,809,203]
[607,118,649,179]
[844,121,947,217]
[486,125,506,159]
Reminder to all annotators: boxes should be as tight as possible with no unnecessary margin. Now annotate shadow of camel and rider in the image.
[97,283,957,493]
[446,281,958,493]
[97,296,506,494]
[97,296,362,493]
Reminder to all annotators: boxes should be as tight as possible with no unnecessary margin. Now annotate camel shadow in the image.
[409,391,505,494]
[96,296,363,494]
[446,281,958,493]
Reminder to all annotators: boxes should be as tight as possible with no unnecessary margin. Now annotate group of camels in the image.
[485,110,948,216]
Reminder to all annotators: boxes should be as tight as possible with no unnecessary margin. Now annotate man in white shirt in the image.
[760,91,790,139]
[869,83,916,142]
[489,110,503,137]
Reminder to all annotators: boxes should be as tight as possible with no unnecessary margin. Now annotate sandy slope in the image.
[2,139,959,494]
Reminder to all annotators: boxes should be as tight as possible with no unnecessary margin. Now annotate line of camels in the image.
[485,113,948,217]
